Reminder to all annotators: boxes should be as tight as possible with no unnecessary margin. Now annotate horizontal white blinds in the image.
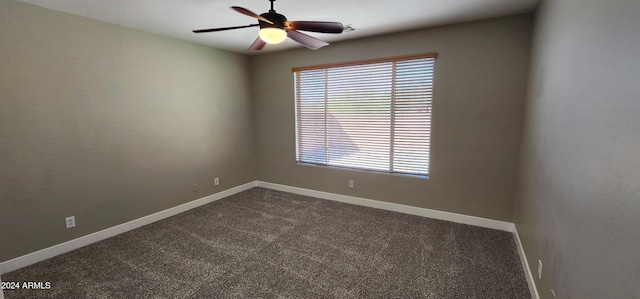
[293,53,436,177]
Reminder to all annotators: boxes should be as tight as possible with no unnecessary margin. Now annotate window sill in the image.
[295,162,429,179]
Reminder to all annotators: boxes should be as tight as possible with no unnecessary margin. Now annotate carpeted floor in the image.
[2,188,530,298]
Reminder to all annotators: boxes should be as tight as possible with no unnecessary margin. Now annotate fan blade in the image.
[285,21,343,33]
[231,6,273,24]
[193,24,258,33]
[287,30,329,50]
[249,37,267,51]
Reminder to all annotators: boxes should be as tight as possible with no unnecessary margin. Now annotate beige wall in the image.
[514,0,640,298]
[252,14,532,222]
[0,1,256,262]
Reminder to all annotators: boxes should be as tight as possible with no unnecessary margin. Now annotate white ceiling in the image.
[18,0,539,55]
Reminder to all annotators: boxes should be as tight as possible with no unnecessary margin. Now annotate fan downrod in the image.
[269,0,276,13]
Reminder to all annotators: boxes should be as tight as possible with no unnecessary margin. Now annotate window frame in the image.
[292,52,437,178]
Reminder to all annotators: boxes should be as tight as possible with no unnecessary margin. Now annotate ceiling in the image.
[18,0,539,55]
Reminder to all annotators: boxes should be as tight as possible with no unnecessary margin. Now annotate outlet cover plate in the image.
[538,260,543,280]
[65,216,76,228]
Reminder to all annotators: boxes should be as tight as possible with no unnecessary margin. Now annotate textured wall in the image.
[514,0,640,298]
[0,1,256,262]
[252,14,532,222]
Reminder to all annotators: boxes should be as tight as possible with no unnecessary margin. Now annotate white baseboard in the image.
[513,226,540,299]
[256,181,514,232]
[0,181,257,275]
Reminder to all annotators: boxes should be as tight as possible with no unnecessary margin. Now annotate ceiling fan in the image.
[193,0,344,51]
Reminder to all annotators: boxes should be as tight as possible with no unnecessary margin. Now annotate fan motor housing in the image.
[259,12,287,29]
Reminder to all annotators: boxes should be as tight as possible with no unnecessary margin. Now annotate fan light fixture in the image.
[259,27,286,44]
[192,0,345,51]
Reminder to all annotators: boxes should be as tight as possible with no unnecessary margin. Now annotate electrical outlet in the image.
[348,180,354,189]
[193,184,198,192]
[65,216,76,229]
[214,178,219,186]
[538,260,543,280]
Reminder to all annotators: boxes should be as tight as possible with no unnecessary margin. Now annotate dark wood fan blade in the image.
[285,21,343,33]
[287,30,329,50]
[249,37,267,51]
[231,6,273,24]
[193,24,258,33]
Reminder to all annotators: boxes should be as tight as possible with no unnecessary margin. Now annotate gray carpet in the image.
[2,188,530,298]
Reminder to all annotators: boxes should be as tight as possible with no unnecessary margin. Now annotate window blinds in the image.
[293,53,436,177]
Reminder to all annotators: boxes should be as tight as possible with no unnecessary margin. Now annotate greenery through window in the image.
[293,53,436,177]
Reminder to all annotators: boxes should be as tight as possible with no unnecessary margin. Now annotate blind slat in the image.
[294,53,435,177]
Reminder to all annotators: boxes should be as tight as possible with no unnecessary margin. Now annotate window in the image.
[293,52,436,177]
